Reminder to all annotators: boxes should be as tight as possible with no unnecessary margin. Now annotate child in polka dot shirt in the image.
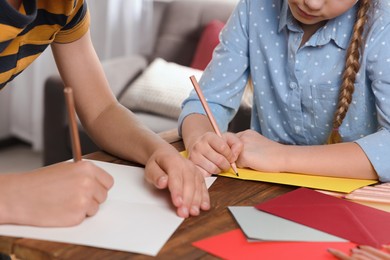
[179,0,390,182]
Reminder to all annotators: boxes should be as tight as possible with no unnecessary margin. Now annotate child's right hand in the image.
[186,131,243,176]
[0,160,114,227]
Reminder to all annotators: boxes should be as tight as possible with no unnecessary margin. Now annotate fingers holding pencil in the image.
[189,76,242,176]
[187,131,242,176]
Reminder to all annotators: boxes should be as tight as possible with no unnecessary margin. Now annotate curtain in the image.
[6,0,153,151]
[89,0,154,60]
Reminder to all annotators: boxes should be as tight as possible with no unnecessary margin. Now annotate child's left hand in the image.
[236,130,286,173]
[143,144,210,218]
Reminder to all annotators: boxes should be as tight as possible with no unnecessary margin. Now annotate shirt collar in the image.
[278,0,358,50]
[0,0,37,28]
[278,0,290,32]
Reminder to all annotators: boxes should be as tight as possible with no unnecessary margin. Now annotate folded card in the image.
[256,188,390,248]
[228,206,346,242]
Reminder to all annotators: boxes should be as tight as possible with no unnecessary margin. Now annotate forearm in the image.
[280,142,378,180]
[84,103,169,165]
[51,33,173,164]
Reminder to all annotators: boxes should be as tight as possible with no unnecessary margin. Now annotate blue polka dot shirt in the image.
[179,0,390,182]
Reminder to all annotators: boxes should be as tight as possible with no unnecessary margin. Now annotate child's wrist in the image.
[278,144,293,173]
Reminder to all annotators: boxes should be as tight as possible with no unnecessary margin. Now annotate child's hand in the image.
[144,145,210,218]
[0,161,114,227]
[236,130,285,172]
[186,131,243,176]
[328,245,390,260]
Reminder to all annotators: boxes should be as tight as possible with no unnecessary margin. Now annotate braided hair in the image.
[326,0,371,144]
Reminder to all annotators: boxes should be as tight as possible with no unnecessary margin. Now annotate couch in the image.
[43,0,251,166]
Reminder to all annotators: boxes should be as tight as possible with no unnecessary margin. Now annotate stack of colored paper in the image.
[255,188,390,247]
[193,188,390,259]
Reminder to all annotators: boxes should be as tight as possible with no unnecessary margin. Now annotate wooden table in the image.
[0,130,295,259]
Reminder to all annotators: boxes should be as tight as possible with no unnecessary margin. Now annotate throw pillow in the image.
[190,20,225,70]
[119,58,203,119]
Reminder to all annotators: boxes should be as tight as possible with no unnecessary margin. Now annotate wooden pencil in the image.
[350,189,390,198]
[189,75,239,176]
[344,194,390,204]
[360,186,390,192]
[64,87,82,162]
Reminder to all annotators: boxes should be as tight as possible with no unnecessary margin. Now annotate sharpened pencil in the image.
[189,75,239,176]
[64,87,82,162]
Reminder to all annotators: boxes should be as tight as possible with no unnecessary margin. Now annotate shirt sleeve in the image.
[178,0,251,135]
[354,17,390,182]
[355,130,390,182]
[54,0,90,44]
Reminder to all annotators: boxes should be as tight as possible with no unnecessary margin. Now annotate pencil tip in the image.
[231,163,239,177]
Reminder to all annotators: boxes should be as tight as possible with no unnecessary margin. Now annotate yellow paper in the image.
[180,151,377,193]
[219,169,376,193]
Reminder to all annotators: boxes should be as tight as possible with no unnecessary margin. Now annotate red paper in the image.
[193,229,356,260]
[256,188,390,248]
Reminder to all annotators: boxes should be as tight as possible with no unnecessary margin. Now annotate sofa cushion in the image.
[119,58,203,119]
[190,20,225,70]
[151,1,235,66]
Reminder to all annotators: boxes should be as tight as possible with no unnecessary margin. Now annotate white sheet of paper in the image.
[229,206,347,242]
[0,160,217,256]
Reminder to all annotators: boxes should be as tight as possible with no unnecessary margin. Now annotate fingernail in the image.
[158,176,168,187]
[201,201,210,210]
[191,206,200,216]
[180,207,189,218]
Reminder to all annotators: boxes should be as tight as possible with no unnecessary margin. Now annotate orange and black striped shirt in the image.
[0,0,90,89]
